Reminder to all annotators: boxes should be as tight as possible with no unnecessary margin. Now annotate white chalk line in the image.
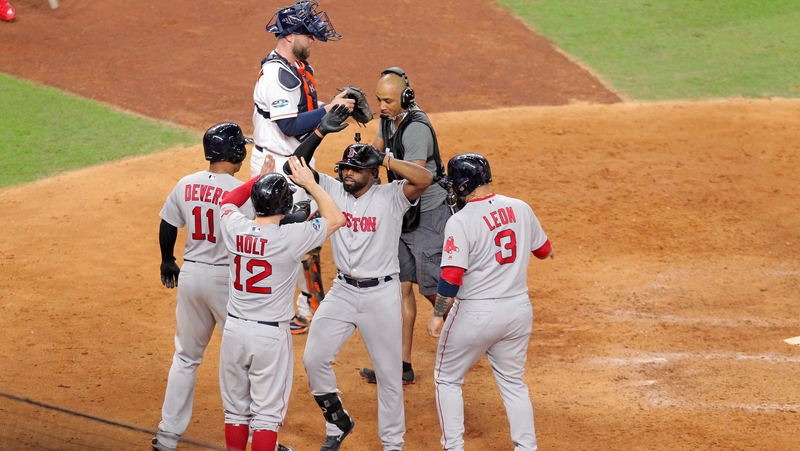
[603,309,800,328]
[586,351,800,365]
[644,393,800,413]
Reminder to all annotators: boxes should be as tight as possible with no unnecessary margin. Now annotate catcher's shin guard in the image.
[302,247,325,312]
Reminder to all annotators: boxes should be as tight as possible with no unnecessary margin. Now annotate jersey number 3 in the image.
[494,229,517,265]
[232,255,273,294]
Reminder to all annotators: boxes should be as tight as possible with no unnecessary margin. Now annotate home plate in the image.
[783,336,800,346]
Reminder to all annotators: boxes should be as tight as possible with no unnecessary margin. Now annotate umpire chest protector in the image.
[380,109,445,232]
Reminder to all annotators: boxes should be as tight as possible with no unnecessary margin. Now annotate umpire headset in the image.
[381,67,415,110]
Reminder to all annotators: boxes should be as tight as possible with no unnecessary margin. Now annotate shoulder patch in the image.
[310,218,322,231]
[278,67,301,91]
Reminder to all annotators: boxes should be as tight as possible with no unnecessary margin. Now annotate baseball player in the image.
[218,155,344,451]
[252,0,354,334]
[285,130,432,451]
[426,153,554,451]
[153,123,254,451]
[360,66,450,386]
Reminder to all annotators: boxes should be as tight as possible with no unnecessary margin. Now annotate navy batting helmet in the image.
[337,143,383,170]
[203,122,252,164]
[266,1,341,42]
[251,173,296,217]
[438,153,493,197]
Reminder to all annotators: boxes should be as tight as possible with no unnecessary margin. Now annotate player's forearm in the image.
[384,155,432,198]
[221,177,258,207]
[307,184,345,237]
[276,109,327,138]
[159,219,178,262]
[284,132,324,175]
[432,294,454,318]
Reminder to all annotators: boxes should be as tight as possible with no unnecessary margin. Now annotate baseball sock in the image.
[224,423,249,451]
[251,429,278,451]
[403,361,413,373]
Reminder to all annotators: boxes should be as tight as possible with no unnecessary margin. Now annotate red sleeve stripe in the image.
[440,266,465,286]
[221,175,259,207]
[532,239,551,259]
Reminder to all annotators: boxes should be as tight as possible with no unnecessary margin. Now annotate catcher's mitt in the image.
[339,85,373,126]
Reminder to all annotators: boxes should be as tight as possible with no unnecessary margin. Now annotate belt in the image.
[337,273,393,288]
[227,313,279,327]
[254,145,265,153]
[183,259,228,267]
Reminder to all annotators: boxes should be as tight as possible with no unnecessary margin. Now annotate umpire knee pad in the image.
[313,393,352,432]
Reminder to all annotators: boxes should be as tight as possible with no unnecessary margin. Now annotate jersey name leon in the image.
[236,235,269,256]
[184,183,230,206]
[482,206,517,231]
[343,212,376,232]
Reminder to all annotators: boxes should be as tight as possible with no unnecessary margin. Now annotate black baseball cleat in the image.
[358,367,415,385]
[319,418,354,451]
[278,445,294,451]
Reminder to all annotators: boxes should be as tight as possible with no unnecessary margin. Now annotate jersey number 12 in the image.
[232,255,273,294]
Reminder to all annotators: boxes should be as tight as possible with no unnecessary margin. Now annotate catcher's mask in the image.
[266,1,341,42]
[203,122,252,164]
[251,173,296,217]
[438,153,493,198]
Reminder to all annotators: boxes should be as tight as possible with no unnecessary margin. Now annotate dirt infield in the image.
[2,1,800,451]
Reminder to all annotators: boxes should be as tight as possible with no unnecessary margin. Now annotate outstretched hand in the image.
[260,154,276,176]
[327,90,355,112]
[286,156,316,190]
[317,104,350,136]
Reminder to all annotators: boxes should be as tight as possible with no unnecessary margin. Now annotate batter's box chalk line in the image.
[0,391,225,450]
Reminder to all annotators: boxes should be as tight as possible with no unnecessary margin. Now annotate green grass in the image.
[0,73,197,188]
[498,0,800,100]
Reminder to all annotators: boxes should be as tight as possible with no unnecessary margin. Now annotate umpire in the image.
[360,67,450,385]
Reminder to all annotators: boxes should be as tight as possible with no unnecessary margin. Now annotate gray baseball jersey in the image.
[303,174,414,450]
[218,203,327,433]
[318,173,414,278]
[220,205,327,321]
[434,193,547,451]
[154,170,250,449]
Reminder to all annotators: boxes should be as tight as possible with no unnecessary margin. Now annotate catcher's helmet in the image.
[438,153,493,197]
[266,1,341,42]
[251,173,296,217]
[203,122,252,164]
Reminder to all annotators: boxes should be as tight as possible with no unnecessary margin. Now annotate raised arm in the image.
[284,104,350,175]
[382,153,433,202]
[287,156,345,238]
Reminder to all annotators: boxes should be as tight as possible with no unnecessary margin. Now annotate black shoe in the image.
[358,367,415,385]
[319,418,355,451]
[278,445,294,451]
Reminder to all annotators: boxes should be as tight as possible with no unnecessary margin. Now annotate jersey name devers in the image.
[184,184,229,206]
[236,235,269,256]
[482,206,517,231]
[343,212,376,232]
